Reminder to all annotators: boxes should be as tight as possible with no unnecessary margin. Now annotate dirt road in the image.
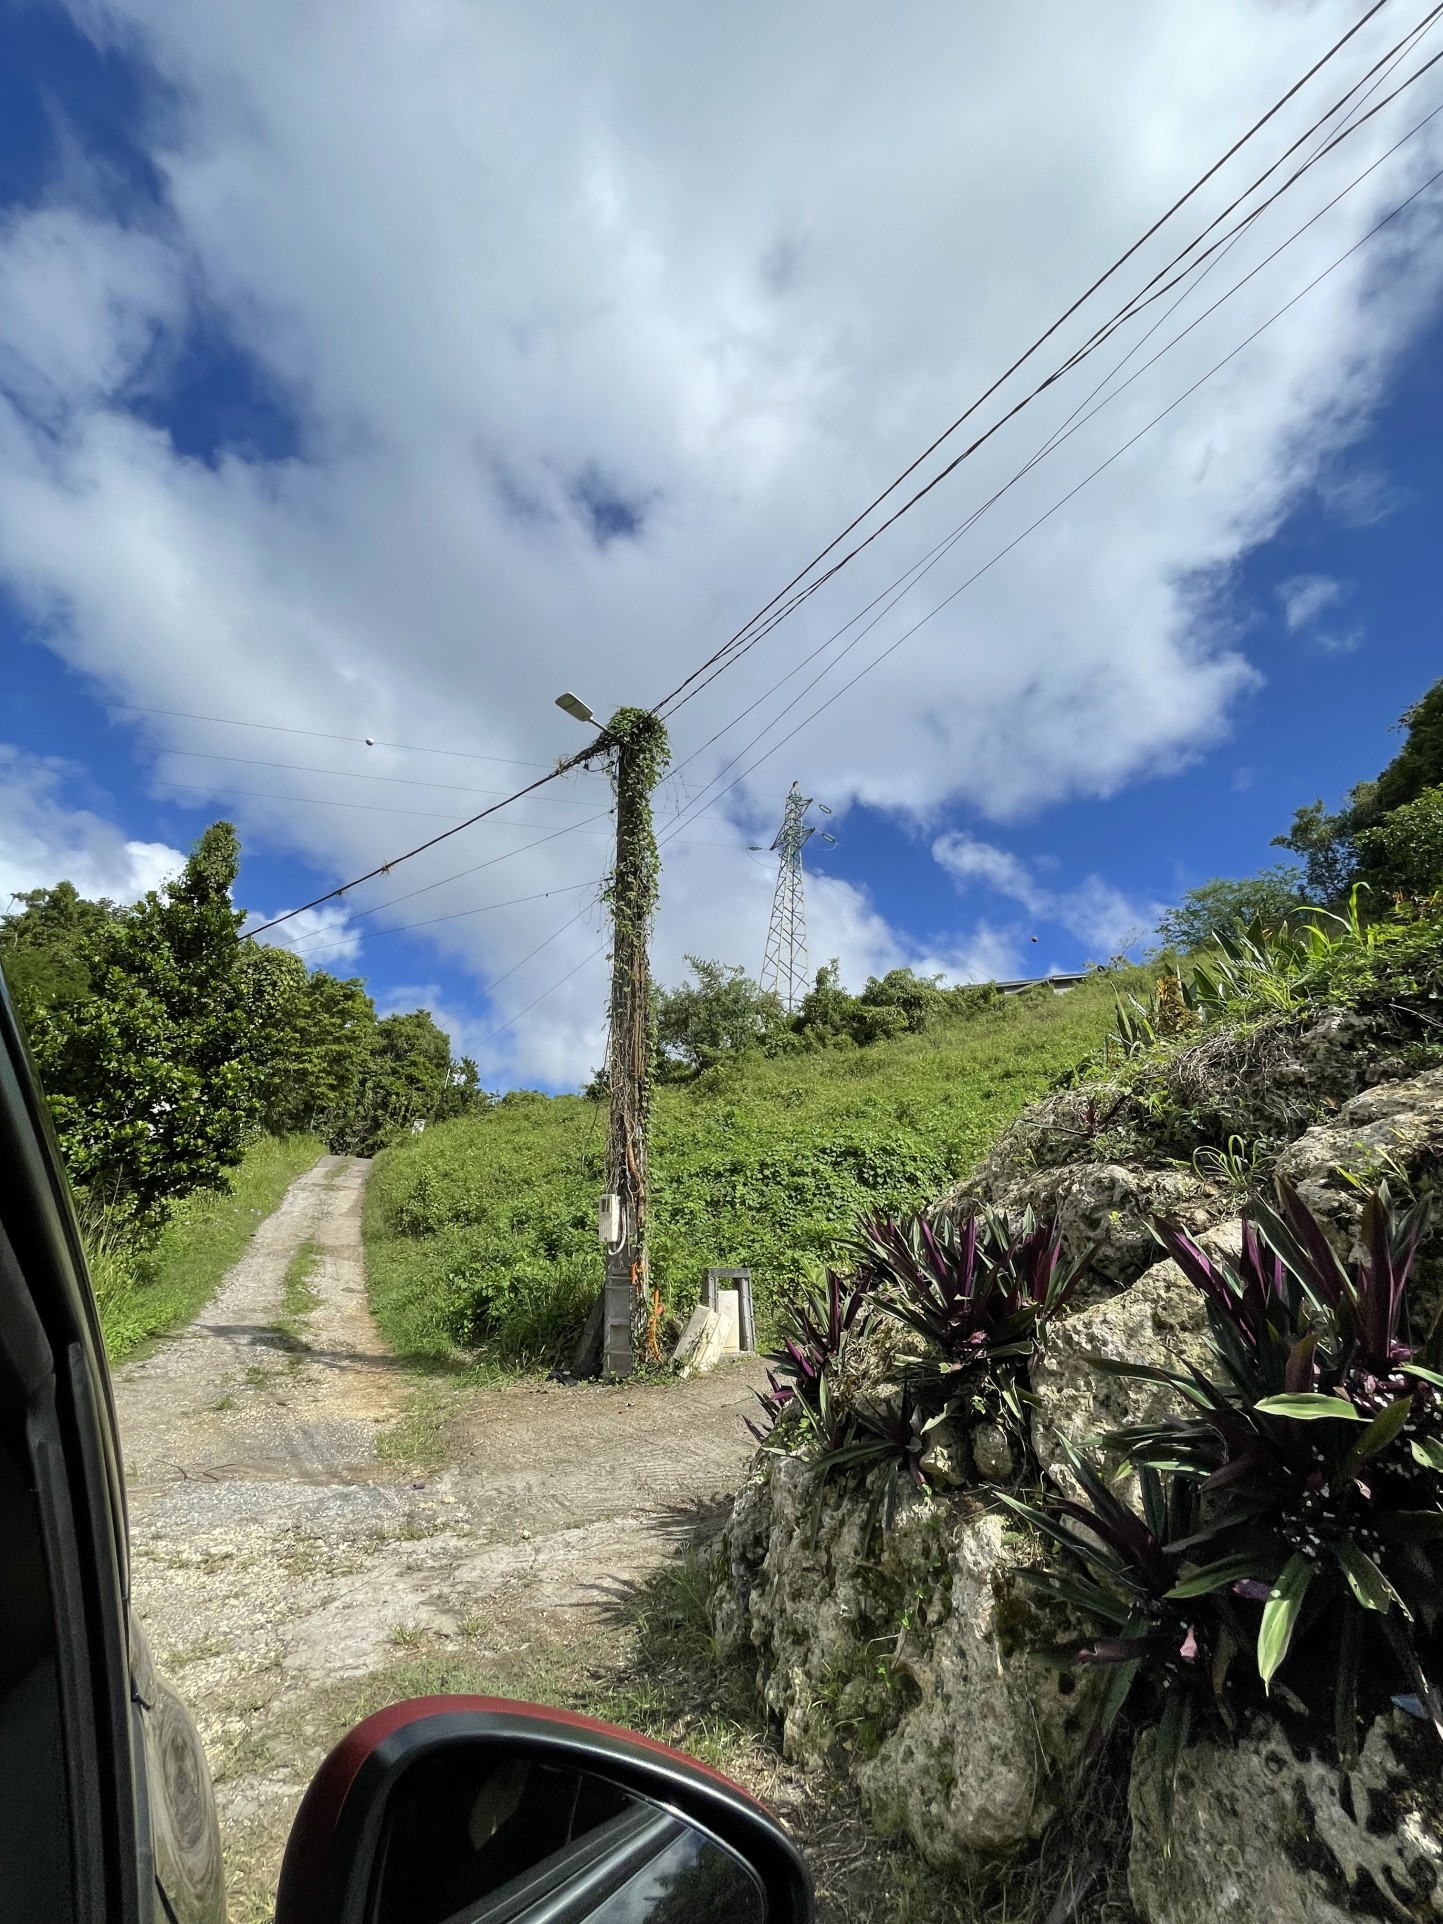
[114,1154,763,1911]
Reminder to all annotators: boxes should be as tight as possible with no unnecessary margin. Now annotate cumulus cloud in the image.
[246,903,361,968]
[2,1,1442,1075]
[0,745,184,906]
[933,830,1161,958]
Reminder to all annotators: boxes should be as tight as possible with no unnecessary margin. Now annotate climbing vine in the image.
[597,706,670,1363]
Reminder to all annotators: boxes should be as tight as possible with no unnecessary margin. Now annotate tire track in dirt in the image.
[114,1152,763,1889]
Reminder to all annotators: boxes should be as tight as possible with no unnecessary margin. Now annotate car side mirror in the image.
[275,1696,814,1924]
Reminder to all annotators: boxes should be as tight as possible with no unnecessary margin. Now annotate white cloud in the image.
[1277,573,1345,630]
[247,903,360,969]
[2,1,1441,1076]
[0,745,184,906]
[933,830,1162,958]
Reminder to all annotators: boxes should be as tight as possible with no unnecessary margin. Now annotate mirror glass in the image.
[370,1743,768,1924]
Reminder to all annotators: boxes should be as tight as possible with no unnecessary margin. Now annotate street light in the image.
[555,691,596,725]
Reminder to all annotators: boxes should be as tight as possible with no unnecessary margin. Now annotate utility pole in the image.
[759,782,816,1014]
[557,697,670,1378]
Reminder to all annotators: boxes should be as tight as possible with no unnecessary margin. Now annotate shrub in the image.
[1156,868,1307,953]
[1006,1182,1443,1792]
[752,1205,1079,1505]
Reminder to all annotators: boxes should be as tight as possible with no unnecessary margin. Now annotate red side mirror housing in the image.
[276,1696,814,1924]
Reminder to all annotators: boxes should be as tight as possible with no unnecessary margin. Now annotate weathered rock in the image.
[1128,1711,1443,1923]
[1275,1064,1443,1250]
[710,1453,1099,1863]
[949,1161,1232,1294]
[1029,1237,1232,1504]
[970,1421,1015,1482]
[710,1460,776,1668]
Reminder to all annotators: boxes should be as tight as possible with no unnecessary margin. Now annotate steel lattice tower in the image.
[759,782,816,1013]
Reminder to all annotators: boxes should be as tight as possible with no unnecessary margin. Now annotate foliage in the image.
[1354,784,1443,903]
[15,824,260,1229]
[1273,675,1443,904]
[1009,1182,1443,1778]
[749,1266,874,1449]
[2,831,488,1224]
[856,1207,1081,1419]
[747,1204,1080,1515]
[1102,889,1429,1067]
[793,960,1001,1052]
[1272,795,1365,904]
[363,971,1122,1364]
[0,879,119,1013]
[1154,867,1306,953]
[655,956,788,1076]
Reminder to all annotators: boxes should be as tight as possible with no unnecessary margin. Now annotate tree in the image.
[22,823,258,1228]
[239,947,378,1141]
[1,881,121,1019]
[348,1008,455,1151]
[655,956,788,1074]
[795,961,908,1047]
[1272,677,1443,904]
[1354,785,1443,902]
[1155,867,1307,952]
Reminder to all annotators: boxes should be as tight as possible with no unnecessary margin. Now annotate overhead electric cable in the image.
[659,84,1443,819]
[468,944,610,1055]
[159,747,606,804]
[280,878,600,958]
[660,9,1443,717]
[0,687,555,766]
[154,780,613,826]
[658,152,1443,848]
[648,0,1398,718]
[243,742,609,938]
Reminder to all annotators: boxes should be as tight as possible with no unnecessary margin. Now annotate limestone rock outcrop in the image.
[710,1454,1098,1863]
[1128,1712,1443,1923]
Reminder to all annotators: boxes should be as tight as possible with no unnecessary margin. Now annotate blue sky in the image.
[2,0,1442,1088]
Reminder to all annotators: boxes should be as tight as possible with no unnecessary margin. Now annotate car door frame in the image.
[0,980,150,1924]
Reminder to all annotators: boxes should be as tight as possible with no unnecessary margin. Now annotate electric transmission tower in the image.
[760,783,817,1013]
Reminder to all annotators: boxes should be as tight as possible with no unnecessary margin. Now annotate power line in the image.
[0,686,555,766]
[658,150,1443,850]
[243,743,608,938]
[655,93,1443,839]
[240,1,1429,952]
[155,780,616,824]
[648,0,1400,718]
[277,878,600,957]
[657,5,1443,718]
[158,746,608,803]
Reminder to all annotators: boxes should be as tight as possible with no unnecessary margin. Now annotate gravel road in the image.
[114,1153,763,1906]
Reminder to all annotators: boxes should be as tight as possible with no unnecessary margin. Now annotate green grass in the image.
[92,1134,324,1361]
[363,976,1126,1365]
[272,1237,321,1347]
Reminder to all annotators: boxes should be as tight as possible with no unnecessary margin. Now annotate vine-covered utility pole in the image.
[598,707,669,1376]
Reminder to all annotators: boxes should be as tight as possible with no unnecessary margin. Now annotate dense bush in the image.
[649,955,1005,1083]
[1154,868,1306,953]
[9,824,261,1229]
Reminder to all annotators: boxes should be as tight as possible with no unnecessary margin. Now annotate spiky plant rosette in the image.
[998,1444,1234,1814]
[1070,1179,1443,1764]
[747,1265,873,1454]
[853,1205,1083,1447]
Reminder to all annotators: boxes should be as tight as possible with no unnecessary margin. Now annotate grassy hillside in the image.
[92,1133,324,1361]
[363,973,1126,1367]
